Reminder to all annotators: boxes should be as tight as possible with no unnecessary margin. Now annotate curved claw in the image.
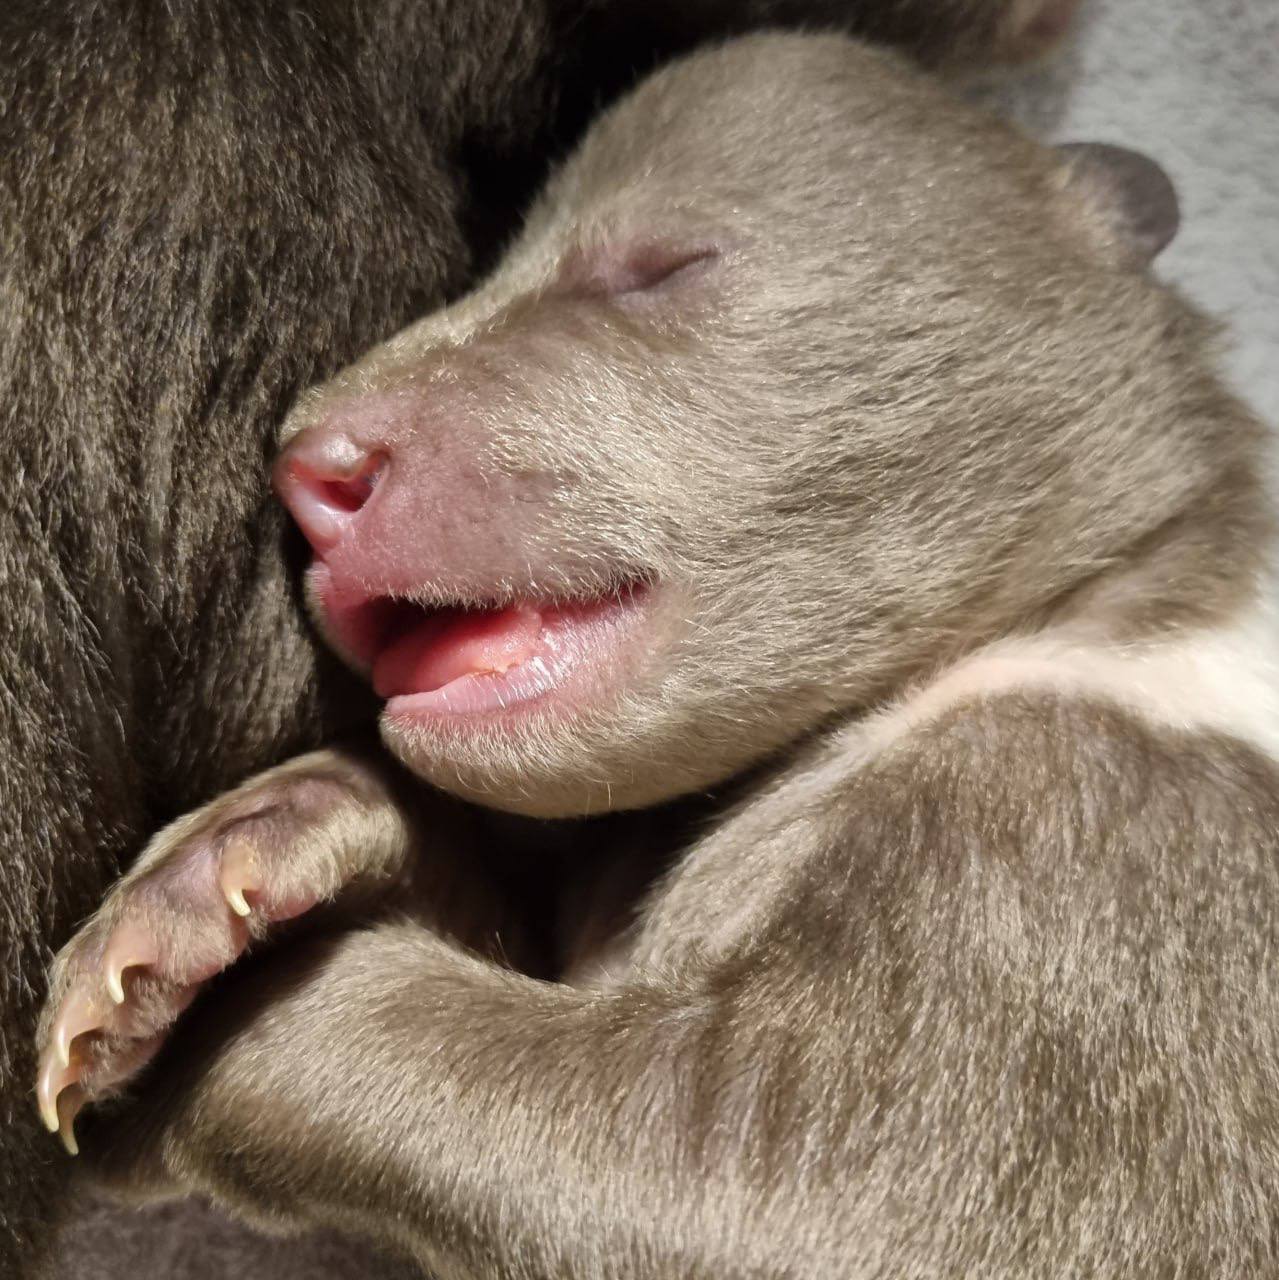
[51,988,107,1070]
[219,836,262,918]
[56,1084,87,1156]
[37,1051,82,1136]
[103,920,161,1005]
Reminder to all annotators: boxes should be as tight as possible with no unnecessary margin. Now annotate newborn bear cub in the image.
[38,33,1279,1278]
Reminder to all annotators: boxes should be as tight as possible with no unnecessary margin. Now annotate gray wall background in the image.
[974,0,1279,427]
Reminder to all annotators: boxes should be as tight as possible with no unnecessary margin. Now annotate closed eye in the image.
[605,243,720,296]
[563,240,720,299]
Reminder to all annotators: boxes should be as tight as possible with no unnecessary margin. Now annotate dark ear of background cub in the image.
[0,0,1072,1274]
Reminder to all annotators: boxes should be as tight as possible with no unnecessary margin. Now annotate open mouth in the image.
[308,566,653,720]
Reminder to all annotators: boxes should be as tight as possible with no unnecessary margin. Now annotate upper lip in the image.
[308,563,652,675]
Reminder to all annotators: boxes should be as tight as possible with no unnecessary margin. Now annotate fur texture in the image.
[0,4,1077,1273]
[281,33,1266,816]
[34,33,1279,1278]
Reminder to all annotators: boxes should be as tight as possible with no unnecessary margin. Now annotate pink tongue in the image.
[372,604,544,699]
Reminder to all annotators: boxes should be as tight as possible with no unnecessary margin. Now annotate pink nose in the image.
[272,428,387,551]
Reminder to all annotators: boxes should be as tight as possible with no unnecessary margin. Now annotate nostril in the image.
[273,431,388,550]
[312,455,387,514]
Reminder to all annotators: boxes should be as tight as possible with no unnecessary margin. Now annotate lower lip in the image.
[382,585,651,724]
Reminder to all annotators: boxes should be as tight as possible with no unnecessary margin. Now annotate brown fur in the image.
[33,32,1279,1278]
[563,0,1084,74]
[282,32,1267,819]
[0,2,1092,1272]
[1,4,533,1266]
[4,8,1081,1275]
[74,692,1279,1277]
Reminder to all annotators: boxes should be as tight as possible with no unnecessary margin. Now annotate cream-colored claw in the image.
[219,836,261,918]
[37,1052,81,1136]
[51,989,106,1070]
[107,962,132,1004]
[103,920,161,1005]
[57,1085,87,1156]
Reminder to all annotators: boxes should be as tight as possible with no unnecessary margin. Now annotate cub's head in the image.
[276,33,1228,817]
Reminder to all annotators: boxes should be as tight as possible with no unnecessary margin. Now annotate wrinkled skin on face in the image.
[277,35,1229,817]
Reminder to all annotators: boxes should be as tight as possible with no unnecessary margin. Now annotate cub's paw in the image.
[36,748,413,1154]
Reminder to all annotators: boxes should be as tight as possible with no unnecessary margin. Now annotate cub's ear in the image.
[1054,142,1180,268]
